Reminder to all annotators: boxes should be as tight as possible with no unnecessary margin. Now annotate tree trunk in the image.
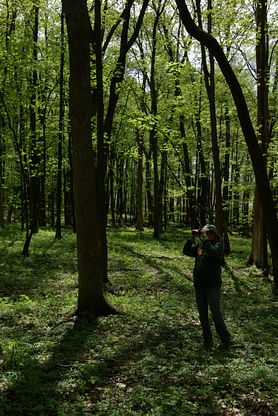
[222,106,231,253]
[135,129,144,231]
[22,4,40,256]
[0,0,17,227]
[0,130,4,228]
[30,6,40,236]
[196,0,228,248]
[248,0,269,271]
[108,143,116,227]
[64,127,75,230]
[195,92,209,226]
[248,188,268,271]
[95,0,109,283]
[55,7,65,240]
[145,154,154,227]
[116,157,125,224]
[151,122,163,239]
[39,124,46,227]
[160,149,167,229]
[180,113,197,227]
[29,4,40,235]
[63,0,116,317]
[150,1,165,240]
[175,0,278,293]
[97,0,149,280]
[162,21,197,228]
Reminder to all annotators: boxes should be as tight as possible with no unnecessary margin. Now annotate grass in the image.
[0,225,278,415]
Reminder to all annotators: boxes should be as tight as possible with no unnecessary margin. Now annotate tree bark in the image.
[196,0,228,249]
[248,188,268,271]
[175,0,278,292]
[195,88,210,226]
[64,126,75,230]
[22,4,40,256]
[223,106,231,253]
[0,125,4,228]
[0,0,18,227]
[97,0,149,280]
[55,7,65,240]
[150,0,165,240]
[248,0,269,272]
[135,129,144,231]
[145,154,154,227]
[63,0,116,316]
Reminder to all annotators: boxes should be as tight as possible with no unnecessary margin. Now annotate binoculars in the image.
[192,229,202,237]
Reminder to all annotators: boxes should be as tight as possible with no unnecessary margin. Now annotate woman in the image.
[183,224,231,350]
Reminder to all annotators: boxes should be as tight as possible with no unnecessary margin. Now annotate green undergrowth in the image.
[0,225,278,415]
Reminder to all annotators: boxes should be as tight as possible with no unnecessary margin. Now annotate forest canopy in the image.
[0,0,277,293]
[0,0,277,230]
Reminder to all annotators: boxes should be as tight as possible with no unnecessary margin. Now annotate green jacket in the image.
[183,238,224,287]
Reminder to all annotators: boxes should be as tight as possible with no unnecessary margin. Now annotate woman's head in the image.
[202,224,220,240]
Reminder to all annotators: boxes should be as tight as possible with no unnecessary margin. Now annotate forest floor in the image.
[0,225,278,416]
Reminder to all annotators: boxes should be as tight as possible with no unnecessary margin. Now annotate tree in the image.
[248,0,269,272]
[0,0,17,228]
[55,6,66,240]
[195,0,229,251]
[62,0,116,316]
[162,11,198,228]
[98,0,149,277]
[175,0,278,293]
[135,128,144,231]
[22,3,40,256]
[148,0,166,239]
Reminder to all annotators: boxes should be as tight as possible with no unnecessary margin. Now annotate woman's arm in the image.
[183,238,198,257]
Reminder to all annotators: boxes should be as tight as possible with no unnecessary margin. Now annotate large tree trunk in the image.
[175,0,278,293]
[63,0,116,317]
[248,189,268,271]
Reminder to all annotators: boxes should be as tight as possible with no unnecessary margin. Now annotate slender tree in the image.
[22,3,40,256]
[55,6,65,239]
[162,15,198,228]
[194,82,210,226]
[149,0,166,239]
[195,0,228,250]
[135,128,144,231]
[96,0,149,280]
[248,0,269,272]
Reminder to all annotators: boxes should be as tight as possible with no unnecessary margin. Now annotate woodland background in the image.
[0,0,277,244]
[0,1,278,414]
[1,0,278,315]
